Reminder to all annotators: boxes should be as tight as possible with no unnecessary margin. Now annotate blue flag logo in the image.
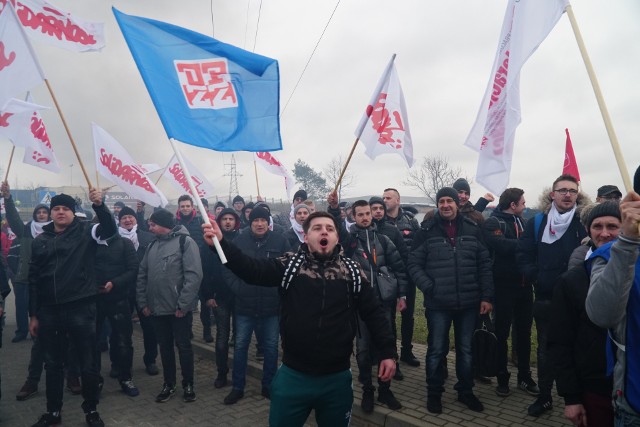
[113,8,282,152]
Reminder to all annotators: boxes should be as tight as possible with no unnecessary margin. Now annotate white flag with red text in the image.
[0,3,45,105]
[355,55,413,168]
[162,154,214,199]
[2,0,105,52]
[464,0,568,194]
[254,152,294,201]
[93,123,168,207]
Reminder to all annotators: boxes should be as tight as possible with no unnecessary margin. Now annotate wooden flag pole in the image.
[565,5,632,192]
[95,170,100,189]
[168,138,227,263]
[4,146,16,182]
[44,79,93,189]
[332,137,359,194]
[253,159,261,197]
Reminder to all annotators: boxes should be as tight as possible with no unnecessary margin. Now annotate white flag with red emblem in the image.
[5,0,105,52]
[0,3,45,105]
[93,123,168,208]
[162,154,214,199]
[355,55,413,168]
[464,0,568,194]
[254,152,294,200]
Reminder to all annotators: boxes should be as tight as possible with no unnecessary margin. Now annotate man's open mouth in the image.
[320,238,328,247]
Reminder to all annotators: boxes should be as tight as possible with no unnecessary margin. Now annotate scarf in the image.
[541,202,576,244]
[30,220,50,238]
[119,225,139,250]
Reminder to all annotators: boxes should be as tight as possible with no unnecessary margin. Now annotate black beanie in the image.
[114,201,126,209]
[149,208,175,229]
[249,206,270,223]
[118,206,136,221]
[436,187,460,205]
[369,196,385,208]
[452,178,471,193]
[232,195,245,205]
[293,189,308,202]
[50,194,76,212]
[585,201,621,235]
[200,198,209,207]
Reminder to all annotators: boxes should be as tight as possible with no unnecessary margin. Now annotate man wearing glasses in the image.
[517,174,589,417]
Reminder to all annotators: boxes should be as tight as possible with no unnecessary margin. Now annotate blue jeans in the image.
[13,281,29,338]
[425,307,477,396]
[232,315,279,391]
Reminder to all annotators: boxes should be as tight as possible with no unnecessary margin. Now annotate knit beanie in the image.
[452,178,471,193]
[114,201,126,209]
[293,204,310,216]
[232,195,245,205]
[214,201,227,210]
[436,187,460,205]
[254,201,271,215]
[249,206,271,223]
[118,206,136,221]
[200,198,209,207]
[584,201,621,235]
[369,196,385,209]
[149,208,175,229]
[293,189,308,202]
[50,194,76,212]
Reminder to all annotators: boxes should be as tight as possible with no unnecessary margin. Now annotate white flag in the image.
[162,154,214,199]
[465,0,568,194]
[5,0,105,52]
[355,55,413,168]
[0,3,45,105]
[93,123,168,208]
[138,163,162,175]
[253,152,294,201]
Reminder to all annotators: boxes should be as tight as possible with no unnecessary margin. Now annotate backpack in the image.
[146,234,187,255]
[533,213,545,243]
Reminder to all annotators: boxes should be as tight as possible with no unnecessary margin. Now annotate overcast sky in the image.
[5,0,640,206]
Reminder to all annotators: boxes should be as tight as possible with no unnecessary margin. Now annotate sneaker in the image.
[155,383,176,403]
[361,386,375,413]
[183,384,197,402]
[400,351,420,367]
[393,362,404,381]
[31,412,61,427]
[377,388,402,410]
[214,374,228,389]
[255,350,264,362]
[426,395,442,414]
[85,411,105,427]
[109,367,120,379]
[528,396,553,417]
[518,377,541,396]
[120,379,140,397]
[12,334,28,343]
[203,333,213,343]
[495,383,512,397]
[145,363,159,376]
[16,380,38,401]
[224,389,244,405]
[261,387,270,399]
[66,375,82,395]
[458,393,484,412]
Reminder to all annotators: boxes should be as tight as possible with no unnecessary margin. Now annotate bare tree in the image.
[403,155,468,204]
[323,155,356,200]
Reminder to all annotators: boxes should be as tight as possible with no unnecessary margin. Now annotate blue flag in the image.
[113,8,282,152]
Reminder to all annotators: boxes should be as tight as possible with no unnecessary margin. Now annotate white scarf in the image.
[291,220,305,243]
[30,220,50,238]
[119,225,139,250]
[541,202,576,244]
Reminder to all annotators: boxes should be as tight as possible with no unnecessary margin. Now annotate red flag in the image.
[563,128,580,182]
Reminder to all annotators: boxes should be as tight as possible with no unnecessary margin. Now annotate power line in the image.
[280,0,341,118]
[252,0,263,52]
[243,0,251,49]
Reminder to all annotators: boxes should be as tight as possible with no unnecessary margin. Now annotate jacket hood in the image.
[157,224,190,240]
[537,186,591,215]
[32,203,51,221]
[216,208,241,232]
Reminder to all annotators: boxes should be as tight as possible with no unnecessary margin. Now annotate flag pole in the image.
[4,146,15,182]
[168,138,227,263]
[44,79,93,189]
[565,5,632,192]
[253,159,261,197]
[332,137,359,194]
[154,156,174,185]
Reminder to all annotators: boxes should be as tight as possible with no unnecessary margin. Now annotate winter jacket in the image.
[28,203,117,314]
[215,238,397,375]
[175,210,206,249]
[283,228,303,253]
[516,191,589,301]
[95,235,139,304]
[482,208,527,288]
[549,264,612,405]
[136,225,203,315]
[372,217,409,262]
[408,211,493,310]
[385,207,420,249]
[223,230,289,317]
[459,201,486,225]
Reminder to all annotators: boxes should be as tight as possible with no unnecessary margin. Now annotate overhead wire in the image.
[280,0,342,118]
[252,0,263,52]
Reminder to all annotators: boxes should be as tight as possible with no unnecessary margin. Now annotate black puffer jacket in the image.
[29,203,117,314]
[224,230,289,317]
[385,208,420,249]
[408,212,493,310]
[482,209,527,288]
[95,235,139,304]
[216,239,397,375]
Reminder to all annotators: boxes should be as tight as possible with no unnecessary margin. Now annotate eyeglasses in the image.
[553,188,578,195]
